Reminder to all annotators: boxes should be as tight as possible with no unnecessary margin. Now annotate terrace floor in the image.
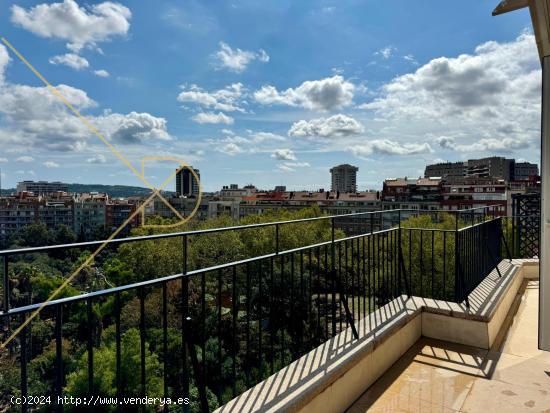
[347,280,550,413]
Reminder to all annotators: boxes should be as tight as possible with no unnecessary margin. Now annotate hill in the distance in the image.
[1,184,175,198]
[68,184,176,198]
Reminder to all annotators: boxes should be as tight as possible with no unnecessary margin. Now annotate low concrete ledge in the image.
[216,298,421,413]
[414,259,536,348]
[216,259,538,413]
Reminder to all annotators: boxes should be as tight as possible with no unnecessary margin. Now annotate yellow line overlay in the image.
[0,38,202,349]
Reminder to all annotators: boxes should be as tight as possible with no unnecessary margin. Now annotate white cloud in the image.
[0,83,96,123]
[221,143,243,155]
[359,33,540,158]
[0,158,8,163]
[0,44,10,84]
[277,161,310,172]
[403,54,418,65]
[219,132,285,146]
[271,149,297,161]
[86,154,107,163]
[248,132,286,142]
[43,160,60,168]
[11,0,131,52]
[17,156,34,162]
[49,53,89,70]
[377,46,395,59]
[349,140,433,158]
[214,42,269,73]
[435,135,529,153]
[192,112,234,124]
[101,111,171,143]
[178,83,244,112]
[16,169,35,176]
[209,130,286,157]
[94,69,110,77]
[288,114,363,138]
[254,76,355,111]
[0,81,171,151]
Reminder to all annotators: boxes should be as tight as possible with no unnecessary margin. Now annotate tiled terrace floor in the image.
[347,281,550,413]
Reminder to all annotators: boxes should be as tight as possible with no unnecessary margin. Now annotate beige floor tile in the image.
[346,340,476,412]
[349,391,457,413]
[460,378,550,413]
[482,351,550,389]
[348,279,550,413]
[499,283,550,364]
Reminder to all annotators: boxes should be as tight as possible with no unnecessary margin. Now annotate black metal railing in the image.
[0,206,517,412]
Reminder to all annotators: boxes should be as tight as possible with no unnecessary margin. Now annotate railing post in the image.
[181,234,189,412]
[55,305,63,413]
[186,316,210,413]
[397,210,404,297]
[3,255,8,313]
[275,223,279,255]
[454,214,460,302]
[20,313,27,413]
[499,217,513,262]
[330,217,337,335]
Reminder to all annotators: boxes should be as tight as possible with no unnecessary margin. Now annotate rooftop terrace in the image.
[349,280,547,413]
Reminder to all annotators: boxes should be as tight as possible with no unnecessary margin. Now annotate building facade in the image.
[440,178,508,216]
[176,167,201,197]
[425,157,539,183]
[514,162,539,180]
[465,157,514,181]
[424,162,465,183]
[16,181,69,195]
[106,200,140,236]
[330,164,358,193]
[73,193,108,240]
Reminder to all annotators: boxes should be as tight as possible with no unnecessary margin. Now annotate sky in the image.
[0,0,540,192]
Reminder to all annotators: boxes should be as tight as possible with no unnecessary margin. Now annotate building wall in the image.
[330,164,358,193]
[176,168,201,196]
[16,181,68,194]
[425,162,465,182]
[514,162,539,180]
[74,201,107,239]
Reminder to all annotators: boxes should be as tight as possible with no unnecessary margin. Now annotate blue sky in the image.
[0,0,538,191]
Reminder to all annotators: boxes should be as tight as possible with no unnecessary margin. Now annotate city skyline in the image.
[0,1,539,192]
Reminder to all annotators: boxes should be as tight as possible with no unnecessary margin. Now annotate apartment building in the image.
[16,180,69,195]
[424,161,465,183]
[146,195,210,221]
[106,199,141,236]
[425,157,538,182]
[73,193,108,239]
[514,162,539,180]
[176,167,201,196]
[440,178,508,216]
[330,164,358,193]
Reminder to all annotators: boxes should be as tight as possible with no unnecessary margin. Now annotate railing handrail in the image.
[0,206,496,257]
[0,227,403,316]
[0,214,508,317]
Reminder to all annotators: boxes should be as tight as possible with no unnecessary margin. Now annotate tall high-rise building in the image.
[176,167,201,196]
[330,164,358,193]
